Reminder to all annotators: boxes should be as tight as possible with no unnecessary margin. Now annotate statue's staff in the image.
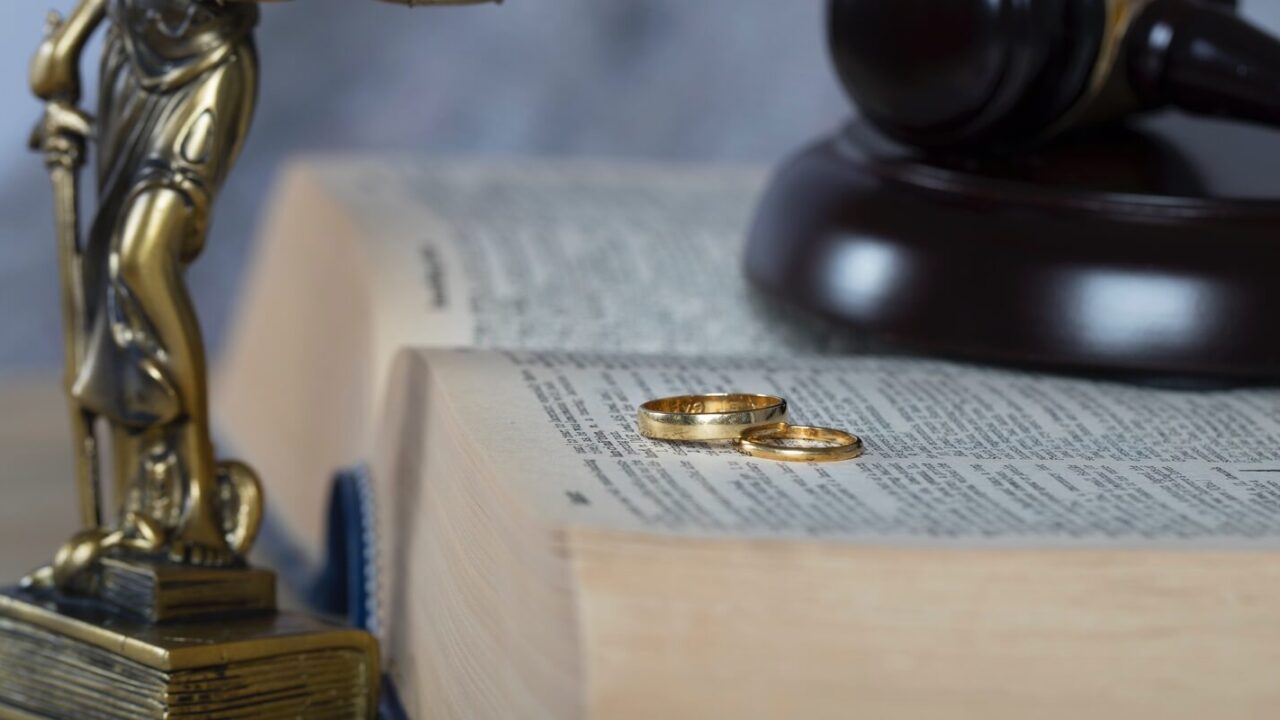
[29,10,100,530]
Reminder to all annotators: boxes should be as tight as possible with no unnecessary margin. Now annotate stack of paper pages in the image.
[217,160,1280,719]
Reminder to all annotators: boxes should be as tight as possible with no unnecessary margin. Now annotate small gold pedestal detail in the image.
[0,587,379,719]
[89,558,277,624]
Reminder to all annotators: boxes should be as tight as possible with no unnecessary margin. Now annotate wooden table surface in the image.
[0,376,81,581]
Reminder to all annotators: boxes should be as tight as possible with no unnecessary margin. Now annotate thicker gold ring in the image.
[638,393,788,442]
[735,423,864,462]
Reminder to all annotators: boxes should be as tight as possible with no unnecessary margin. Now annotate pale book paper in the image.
[379,348,1280,720]
[313,159,860,368]
[218,162,1280,719]
[218,160,859,560]
[424,349,1280,548]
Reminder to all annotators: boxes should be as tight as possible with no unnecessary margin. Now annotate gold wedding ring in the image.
[638,393,788,442]
[735,423,864,462]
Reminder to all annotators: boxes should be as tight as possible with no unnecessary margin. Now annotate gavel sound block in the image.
[745,115,1280,379]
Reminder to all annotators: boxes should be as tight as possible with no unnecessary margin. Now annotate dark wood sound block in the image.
[746,116,1280,380]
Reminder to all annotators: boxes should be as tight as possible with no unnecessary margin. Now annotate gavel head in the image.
[829,0,1259,149]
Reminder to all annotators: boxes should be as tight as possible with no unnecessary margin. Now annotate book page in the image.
[315,160,867,358]
[429,349,1280,548]
[220,159,875,571]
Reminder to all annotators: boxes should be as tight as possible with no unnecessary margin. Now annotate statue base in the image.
[0,586,379,719]
[83,557,277,623]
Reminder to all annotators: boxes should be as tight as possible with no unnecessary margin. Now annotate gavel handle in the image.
[1129,0,1280,127]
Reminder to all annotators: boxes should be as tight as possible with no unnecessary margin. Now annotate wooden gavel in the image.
[829,0,1280,149]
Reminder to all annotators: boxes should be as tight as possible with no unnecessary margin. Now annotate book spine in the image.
[312,466,381,636]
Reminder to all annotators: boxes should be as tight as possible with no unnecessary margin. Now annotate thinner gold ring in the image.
[638,393,788,442]
[735,423,864,462]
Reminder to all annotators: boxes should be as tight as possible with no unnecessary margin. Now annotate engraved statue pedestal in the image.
[0,560,380,719]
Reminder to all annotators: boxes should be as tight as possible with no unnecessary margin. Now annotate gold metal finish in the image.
[1044,0,1159,140]
[9,0,500,715]
[31,41,99,533]
[735,423,865,463]
[638,393,789,442]
[48,557,278,624]
[0,589,380,719]
[30,0,265,580]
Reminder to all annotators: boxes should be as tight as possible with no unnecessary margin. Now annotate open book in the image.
[217,160,1280,719]
[216,160,861,564]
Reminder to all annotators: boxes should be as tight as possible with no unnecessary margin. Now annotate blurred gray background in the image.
[2,1,1279,370]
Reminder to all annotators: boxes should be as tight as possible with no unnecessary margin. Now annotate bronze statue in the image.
[2,1,493,716]
[29,0,268,582]
[28,0,485,586]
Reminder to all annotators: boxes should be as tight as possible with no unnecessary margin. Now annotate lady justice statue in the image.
[5,1,492,716]
[27,0,482,586]
[29,0,269,583]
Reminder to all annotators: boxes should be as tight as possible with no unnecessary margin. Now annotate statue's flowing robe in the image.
[75,0,258,427]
